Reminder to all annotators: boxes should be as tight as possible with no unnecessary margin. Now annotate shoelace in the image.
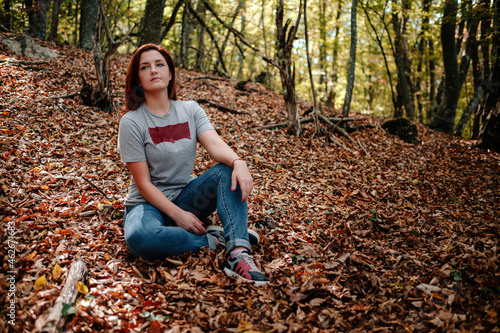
[239,252,259,271]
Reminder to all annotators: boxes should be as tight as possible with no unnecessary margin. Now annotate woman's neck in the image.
[144,92,171,116]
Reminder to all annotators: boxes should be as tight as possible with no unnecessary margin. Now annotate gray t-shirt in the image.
[118,100,214,206]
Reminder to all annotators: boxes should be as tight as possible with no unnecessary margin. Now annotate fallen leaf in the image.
[76,281,88,294]
[52,264,62,280]
[34,275,47,291]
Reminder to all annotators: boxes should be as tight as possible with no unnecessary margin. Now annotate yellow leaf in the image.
[52,264,62,280]
[28,251,38,259]
[75,281,88,294]
[40,185,49,190]
[104,253,111,261]
[34,274,47,291]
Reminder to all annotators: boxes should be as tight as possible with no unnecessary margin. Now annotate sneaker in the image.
[206,225,260,246]
[207,225,226,248]
[247,229,260,245]
[224,250,269,286]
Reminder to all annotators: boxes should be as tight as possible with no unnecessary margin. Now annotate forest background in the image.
[0,0,499,332]
[1,0,499,146]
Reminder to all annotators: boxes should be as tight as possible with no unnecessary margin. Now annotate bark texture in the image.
[430,0,460,134]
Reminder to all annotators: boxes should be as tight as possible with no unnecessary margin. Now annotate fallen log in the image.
[196,98,243,114]
[255,116,368,131]
[190,76,232,81]
[40,259,87,333]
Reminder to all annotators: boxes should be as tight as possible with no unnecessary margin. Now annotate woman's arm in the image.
[198,129,253,201]
[126,161,207,235]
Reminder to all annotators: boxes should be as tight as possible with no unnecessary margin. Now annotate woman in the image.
[118,43,268,286]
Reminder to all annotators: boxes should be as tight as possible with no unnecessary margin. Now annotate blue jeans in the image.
[123,164,252,259]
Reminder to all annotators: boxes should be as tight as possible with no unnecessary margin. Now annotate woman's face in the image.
[138,50,172,94]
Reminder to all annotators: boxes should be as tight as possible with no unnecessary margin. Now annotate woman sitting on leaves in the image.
[117,43,268,286]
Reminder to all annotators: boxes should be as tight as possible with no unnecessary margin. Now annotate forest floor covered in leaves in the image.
[1,34,499,332]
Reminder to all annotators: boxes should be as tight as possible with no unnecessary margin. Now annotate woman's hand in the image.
[231,160,253,202]
[172,209,207,235]
[198,130,254,201]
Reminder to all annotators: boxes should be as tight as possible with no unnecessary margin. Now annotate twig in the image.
[329,136,356,154]
[81,176,109,199]
[318,113,357,145]
[190,76,232,81]
[357,137,370,157]
[196,99,243,114]
[202,81,219,89]
[256,117,314,130]
[50,92,80,99]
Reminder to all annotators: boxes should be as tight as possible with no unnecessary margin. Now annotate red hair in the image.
[124,44,177,112]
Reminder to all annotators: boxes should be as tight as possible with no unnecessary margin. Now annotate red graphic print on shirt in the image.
[149,122,191,145]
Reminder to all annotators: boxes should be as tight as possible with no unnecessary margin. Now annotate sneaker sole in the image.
[224,267,269,286]
[206,225,224,233]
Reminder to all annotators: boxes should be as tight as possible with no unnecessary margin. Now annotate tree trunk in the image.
[428,44,437,115]
[49,0,64,42]
[180,2,190,68]
[478,0,500,150]
[73,0,80,45]
[480,100,500,152]
[139,0,167,45]
[261,0,272,89]
[194,0,206,71]
[209,0,243,75]
[326,2,342,109]
[187,1,228,73]
[276,0,302,135]
[81,0,136,110]
[362,2,397,116]
[429,0,460,134]
[304,0,319,133]
[391,0,414,120]
[235,0,246,79]
[4,0,12,30]
[341,0,358,117]
[457,0,476,92]
[26,0,49,40]
[454,2,481,137]
[79,0,98,50]
[318,0,327,104]
[159,0,185,42]
[472,0,493,139]
[416,0,431,123]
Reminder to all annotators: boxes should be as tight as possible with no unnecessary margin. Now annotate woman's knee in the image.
[212,163,232,181]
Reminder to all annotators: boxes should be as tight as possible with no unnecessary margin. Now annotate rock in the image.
[381,117,419,144]
[2,35,59,60]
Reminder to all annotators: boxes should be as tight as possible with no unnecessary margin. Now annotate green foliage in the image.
[3,0,495,135]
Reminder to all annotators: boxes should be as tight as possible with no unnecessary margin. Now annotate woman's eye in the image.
[140,66,148,70]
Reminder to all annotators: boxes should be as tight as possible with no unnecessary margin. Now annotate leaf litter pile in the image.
[1,37,499,332]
